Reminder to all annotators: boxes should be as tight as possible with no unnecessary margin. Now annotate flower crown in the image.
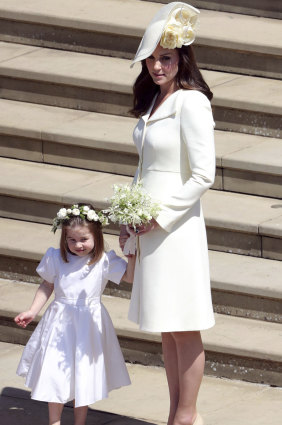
[52,204,109,233]
[160,6,198,50]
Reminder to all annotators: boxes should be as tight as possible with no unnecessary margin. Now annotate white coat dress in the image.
[128,89,215,332]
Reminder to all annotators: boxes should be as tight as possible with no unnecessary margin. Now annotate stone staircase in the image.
[0,0,282,416]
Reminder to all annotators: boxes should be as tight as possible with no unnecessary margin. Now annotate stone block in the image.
[0,134,42,162]
[43,141,138,176]
[223,168,282,198]
[262,236,282,261]
[207,227,261,257]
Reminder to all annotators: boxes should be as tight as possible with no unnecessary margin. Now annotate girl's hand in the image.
[130,218,160,236]
[14,310,35,328]
[119,225,130,250]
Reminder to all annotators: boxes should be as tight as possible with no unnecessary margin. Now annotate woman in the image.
[120,3,215,425]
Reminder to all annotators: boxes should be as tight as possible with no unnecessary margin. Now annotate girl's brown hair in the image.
[59,203,104,265]
[130,45,213,118]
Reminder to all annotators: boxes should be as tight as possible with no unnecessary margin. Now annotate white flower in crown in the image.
[67,208,72,214]
[87,209,99,221]
[72,208,80,216]
[57,208,67,219]
[83,206,90,212]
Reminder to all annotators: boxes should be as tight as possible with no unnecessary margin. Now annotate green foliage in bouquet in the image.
[105,182,161,229]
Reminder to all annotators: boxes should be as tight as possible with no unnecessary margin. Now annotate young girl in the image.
[15,203,135,425]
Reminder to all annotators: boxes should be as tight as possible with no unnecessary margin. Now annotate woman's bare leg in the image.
[48,402,64,425]
[172,331,205,425]
[162,332,180,425]
[73,403,88,425]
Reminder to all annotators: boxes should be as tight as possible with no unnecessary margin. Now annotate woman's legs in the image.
[162,331,205,425]
[162,332,180,425]
[73,404,88,425]
[48,403,64,425]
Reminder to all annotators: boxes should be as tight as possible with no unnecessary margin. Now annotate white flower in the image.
[57,208,67,219]
[73,204,78,208]
[72,208,80,216]
[182,25,195,44]
[87,210,99,221]
[67,208,72,214]
[161,23,184,49]
[105,182,161,229]
[83,206,90,212]
[175,8,193,25]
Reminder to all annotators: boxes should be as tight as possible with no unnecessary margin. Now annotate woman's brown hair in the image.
[130,45,213,118]
[59,203,104,265]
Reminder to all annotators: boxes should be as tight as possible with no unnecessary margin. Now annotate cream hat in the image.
[131,2,200,67]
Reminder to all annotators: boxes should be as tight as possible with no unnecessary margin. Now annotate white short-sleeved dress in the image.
[17,248,130,407]
[128,89,216,332]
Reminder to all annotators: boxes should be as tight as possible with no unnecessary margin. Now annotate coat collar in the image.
[142,89,183,123]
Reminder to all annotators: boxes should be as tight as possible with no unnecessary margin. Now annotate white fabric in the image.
[128,89,215,332]
[123,226,137,255]
[131,2,199,67]
[17,248,130,407]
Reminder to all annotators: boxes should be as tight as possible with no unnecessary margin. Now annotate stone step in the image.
[145,0,282,20]
[0,42,281,138]
[1,281,282,386]
[0,0,281,79]
[0,217,281,323]
[0,158,282,260]
[2,342,282,425]
[0,99,281,199]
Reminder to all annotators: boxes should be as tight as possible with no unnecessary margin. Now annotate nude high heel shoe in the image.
[193,414,204,425]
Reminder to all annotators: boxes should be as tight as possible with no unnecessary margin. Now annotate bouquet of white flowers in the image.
[105,182,161,254]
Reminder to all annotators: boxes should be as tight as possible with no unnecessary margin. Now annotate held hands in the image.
[119,219,160,250]
[14,310,36,328]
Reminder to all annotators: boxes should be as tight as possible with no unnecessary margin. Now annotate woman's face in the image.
[145,45,179,90]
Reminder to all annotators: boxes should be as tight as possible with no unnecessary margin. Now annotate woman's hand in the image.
[130,218,160,236]
[119,225,130,251]
[14,310,36,328]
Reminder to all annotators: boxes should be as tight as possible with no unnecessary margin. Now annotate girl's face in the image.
[145,45,179,90]
[66,225,95,257]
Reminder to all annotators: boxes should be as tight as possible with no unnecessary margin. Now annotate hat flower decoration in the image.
[131,2,200,67]
[160,6,198,50]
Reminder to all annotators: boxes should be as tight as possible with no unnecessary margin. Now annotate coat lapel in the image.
[147,89,183,123]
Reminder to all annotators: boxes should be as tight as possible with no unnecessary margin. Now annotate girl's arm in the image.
[122,255,136,283]
[14,280,54,328]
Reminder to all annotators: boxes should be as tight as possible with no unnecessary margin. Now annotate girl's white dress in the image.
[17,248,130,407]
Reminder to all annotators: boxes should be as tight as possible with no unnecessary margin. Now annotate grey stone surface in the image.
[0,0,281,54]
[1,341,282,425]
[1,157,282,238]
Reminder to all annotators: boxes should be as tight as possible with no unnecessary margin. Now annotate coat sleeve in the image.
[156,91,215,232]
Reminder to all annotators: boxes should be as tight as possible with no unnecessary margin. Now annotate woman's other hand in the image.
[130,218,160,236]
